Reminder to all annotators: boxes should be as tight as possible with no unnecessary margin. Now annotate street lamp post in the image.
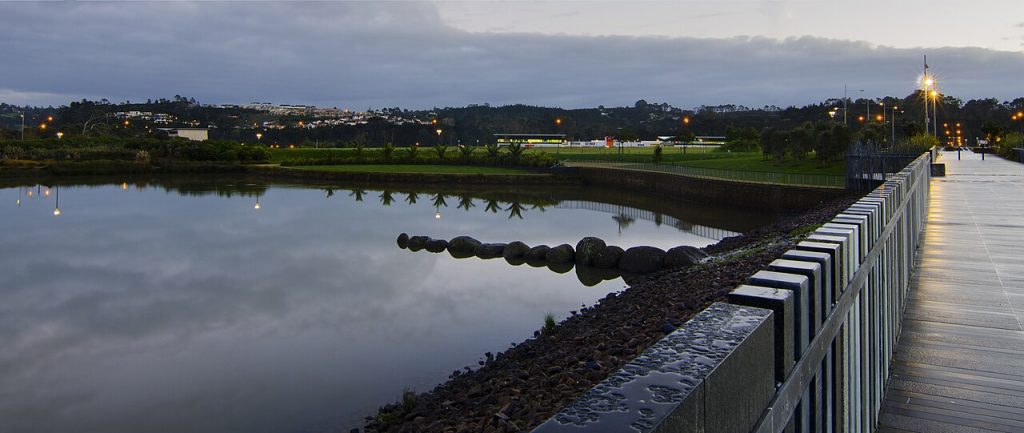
[20,112,25,141]
[889,106,899,145]
[923,77,934,135]
[931,90,939,139]
[843,85,849,125]
[555,118,562,155]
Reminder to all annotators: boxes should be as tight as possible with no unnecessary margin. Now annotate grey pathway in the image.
[877,150,1024,432]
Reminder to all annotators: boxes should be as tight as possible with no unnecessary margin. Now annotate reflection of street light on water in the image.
[53,186,60,216]
[254,196,261,210]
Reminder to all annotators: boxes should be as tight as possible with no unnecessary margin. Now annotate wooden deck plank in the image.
[877,150,1024,433]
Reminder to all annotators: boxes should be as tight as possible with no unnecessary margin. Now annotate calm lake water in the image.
[0,177,774,433]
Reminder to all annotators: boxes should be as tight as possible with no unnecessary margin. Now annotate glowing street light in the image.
[56,131,64,139]
[256,132,263,141]
[922,74,934,135]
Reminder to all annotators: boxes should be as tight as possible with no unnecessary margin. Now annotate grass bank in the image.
[670,153,845,176]
[291,164,532,175]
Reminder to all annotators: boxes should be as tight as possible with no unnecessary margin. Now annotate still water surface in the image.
[0,178,773,433]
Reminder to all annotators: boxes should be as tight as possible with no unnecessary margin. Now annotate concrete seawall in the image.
[576,167,847,212]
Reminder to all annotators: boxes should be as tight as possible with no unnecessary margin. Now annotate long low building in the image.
[157,128,209,141]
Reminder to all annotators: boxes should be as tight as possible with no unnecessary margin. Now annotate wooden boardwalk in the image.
[877,150,1024,432]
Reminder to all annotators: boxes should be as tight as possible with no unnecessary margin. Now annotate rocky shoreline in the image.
[362,195,858,433]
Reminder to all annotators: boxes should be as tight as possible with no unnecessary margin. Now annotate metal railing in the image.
[536,151,933,433]
[746,151,932,433]
[562,160,846,189]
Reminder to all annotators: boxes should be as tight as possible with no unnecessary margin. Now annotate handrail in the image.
[752,151,930,432]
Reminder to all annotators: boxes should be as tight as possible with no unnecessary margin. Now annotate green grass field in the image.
[269,148,359,163]
[267,145,722,164]
[527,146,728,163]
[671,154,844,176]
[533,147,844,176]
[290,164,532,175]
[269,146,845,177]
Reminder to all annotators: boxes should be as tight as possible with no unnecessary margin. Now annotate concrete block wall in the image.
[533,152,931,433]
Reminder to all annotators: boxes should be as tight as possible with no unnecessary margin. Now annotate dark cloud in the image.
[1,2,1022,109]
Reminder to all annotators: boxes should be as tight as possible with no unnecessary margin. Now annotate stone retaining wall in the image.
[576,168,847,212]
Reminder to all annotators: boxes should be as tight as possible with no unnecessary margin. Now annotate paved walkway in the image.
[877,150,1024,432]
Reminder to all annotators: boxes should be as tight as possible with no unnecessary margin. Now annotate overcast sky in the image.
[1,1,1022,109]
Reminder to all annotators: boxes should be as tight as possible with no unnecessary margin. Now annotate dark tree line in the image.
[3,93,1023,148]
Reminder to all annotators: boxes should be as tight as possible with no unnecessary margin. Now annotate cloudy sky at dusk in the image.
[1,1,1022,109]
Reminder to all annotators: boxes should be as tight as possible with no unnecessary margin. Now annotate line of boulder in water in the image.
[396,233,708,274]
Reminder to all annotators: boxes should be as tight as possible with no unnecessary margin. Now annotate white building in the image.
[167,128,209,141]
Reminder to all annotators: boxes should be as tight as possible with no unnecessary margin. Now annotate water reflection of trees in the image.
[457,194,475,211]
[319,188,562,222]
[613,214,636,234]
[1,177,756,237]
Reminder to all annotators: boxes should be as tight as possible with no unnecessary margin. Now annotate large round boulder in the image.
[407,235,429,252]
[575,237,606,266]
[619,246,666,274]
[503,241,530,260]
[545,244,576,264]
[592,245,624,269]
[524,245,550,261]
[664,246,708,268]
[425,238,449,253]
[397,233,410,249]
[448,236,482,256]
[475,243,507,259]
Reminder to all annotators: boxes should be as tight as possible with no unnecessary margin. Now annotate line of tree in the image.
[754,122,852,166]
[3,93,1023,149]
